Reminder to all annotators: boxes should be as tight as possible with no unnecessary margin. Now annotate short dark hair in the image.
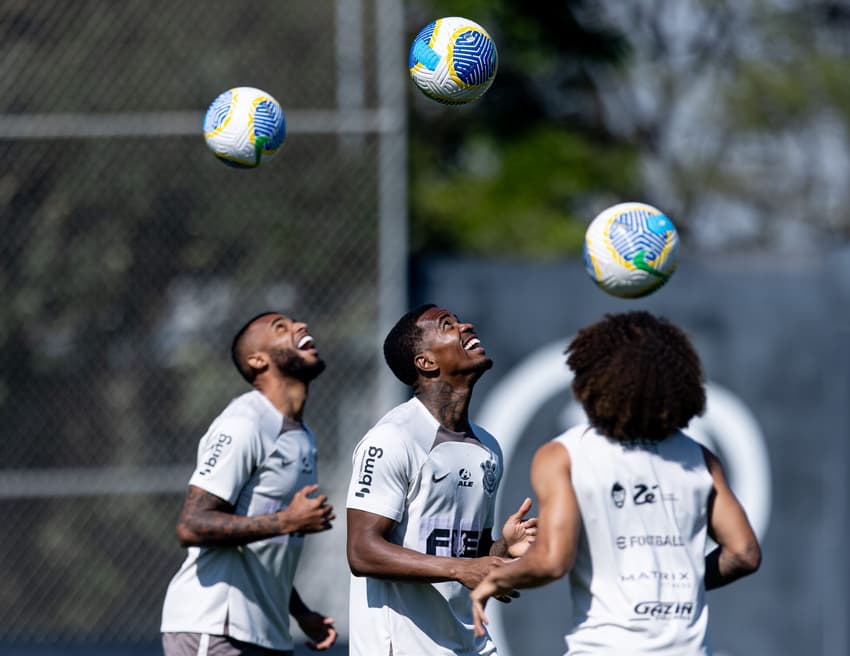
[383,304,437,385]
[566,311,706,442]
[231,311,277,383]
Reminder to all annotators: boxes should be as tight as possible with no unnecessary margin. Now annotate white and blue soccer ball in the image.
[583,202,679,298]
[203,87,286,168]
[408,17,498,105]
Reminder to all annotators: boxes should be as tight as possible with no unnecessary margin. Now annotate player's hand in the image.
[279,484,335,534]
[470,576,505,638]
[455,556,515,592]
[501,497,538,558]
[294,610,338,651]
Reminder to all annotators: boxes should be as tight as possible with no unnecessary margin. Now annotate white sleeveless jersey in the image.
[346,397,502,656]
[556,424,714,655]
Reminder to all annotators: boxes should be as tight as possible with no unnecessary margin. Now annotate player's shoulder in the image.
[375,398,436,440]
[551,423,594,447]
[353,398,434,457]
[470,422,502,456]
[663,430,711,463]
[670,429,704,449]
[209,391,277,438]
[221,390,277,418]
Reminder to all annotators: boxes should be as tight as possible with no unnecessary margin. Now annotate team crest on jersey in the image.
[481,459,498,496]
[300,455,313,475]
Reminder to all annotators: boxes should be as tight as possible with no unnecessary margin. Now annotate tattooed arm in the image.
[175,484,335,548]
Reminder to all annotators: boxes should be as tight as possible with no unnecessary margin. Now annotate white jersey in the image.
[161,390,318,651]
[346,397,502,656]
[556,424,714,655]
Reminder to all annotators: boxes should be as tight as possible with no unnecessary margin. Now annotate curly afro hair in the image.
[566,311,706,442]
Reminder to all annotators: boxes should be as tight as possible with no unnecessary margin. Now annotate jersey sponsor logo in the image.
[633,483,660,505]
[354,445,383,498]
[611,482,626,508]
[620,570,692,589]
[476,342,771,656]
[481,459,498,496]
[197,433,233,476]
[610,481,677,508]
[632,600,694,620]
[458,468,474,487]
[616,534,685,550]
[425,527,482,557]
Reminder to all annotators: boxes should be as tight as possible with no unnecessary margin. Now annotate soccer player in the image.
[470,311,762,655]
[161,312,337,656]
[346,304,537,656]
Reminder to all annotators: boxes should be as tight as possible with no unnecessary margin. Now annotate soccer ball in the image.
[583,202,679,298]
[408,17,498,105]
[203,87,286,168]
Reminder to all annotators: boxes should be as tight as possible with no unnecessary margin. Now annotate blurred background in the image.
[1,1,848,655]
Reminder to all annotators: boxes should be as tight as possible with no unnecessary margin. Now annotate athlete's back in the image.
[470,312,760,654]
[557,423,714,655]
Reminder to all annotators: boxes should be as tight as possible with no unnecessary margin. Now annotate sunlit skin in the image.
[347,307,537,601]
[411,307,494,432]
[174,312,338,651]
[237,313,325,421]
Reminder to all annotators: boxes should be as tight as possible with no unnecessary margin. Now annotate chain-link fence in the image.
[0,0,406,643]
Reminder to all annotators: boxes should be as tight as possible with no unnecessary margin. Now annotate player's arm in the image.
[289,587,337,651]
[702,447,762,590]
[471,442,580,636]
[346,508,509,590]
[175,483,334,548]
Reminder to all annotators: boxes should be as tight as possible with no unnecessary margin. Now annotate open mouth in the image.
[297,335,315,351]
[463,336,482,351]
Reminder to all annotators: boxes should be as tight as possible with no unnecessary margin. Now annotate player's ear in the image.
[246,351,270,375]
[414,351,438,375]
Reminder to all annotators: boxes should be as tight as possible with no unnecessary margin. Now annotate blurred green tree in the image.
[406,1,640,258]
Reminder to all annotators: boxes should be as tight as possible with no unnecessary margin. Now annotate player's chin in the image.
[470,355,493,373]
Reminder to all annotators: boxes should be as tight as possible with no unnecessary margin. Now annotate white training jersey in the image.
[556,424,715,656]
[346,397,502,656]
[161,390,318,651]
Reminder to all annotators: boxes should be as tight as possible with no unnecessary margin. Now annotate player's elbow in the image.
[735,540,762,575]
[175,519,200,548]
[529,550,573,582]
[347,554,374,578]
[346,542,372,577]
[541,555,573,581]
[724,539,762,579]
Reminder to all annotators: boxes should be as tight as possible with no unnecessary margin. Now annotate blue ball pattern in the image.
[253,99,285,150]
[203,90,233,133]
[582,244,595,278]
[610,209,674,262]
[408,21,438,70]
[452,30,496,86]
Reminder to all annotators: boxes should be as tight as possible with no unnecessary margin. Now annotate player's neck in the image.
[254,376,308,422]
[415,380,472,433]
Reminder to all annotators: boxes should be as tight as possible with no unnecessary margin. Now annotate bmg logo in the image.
[354,445,383,498]
[198,433,232,476]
